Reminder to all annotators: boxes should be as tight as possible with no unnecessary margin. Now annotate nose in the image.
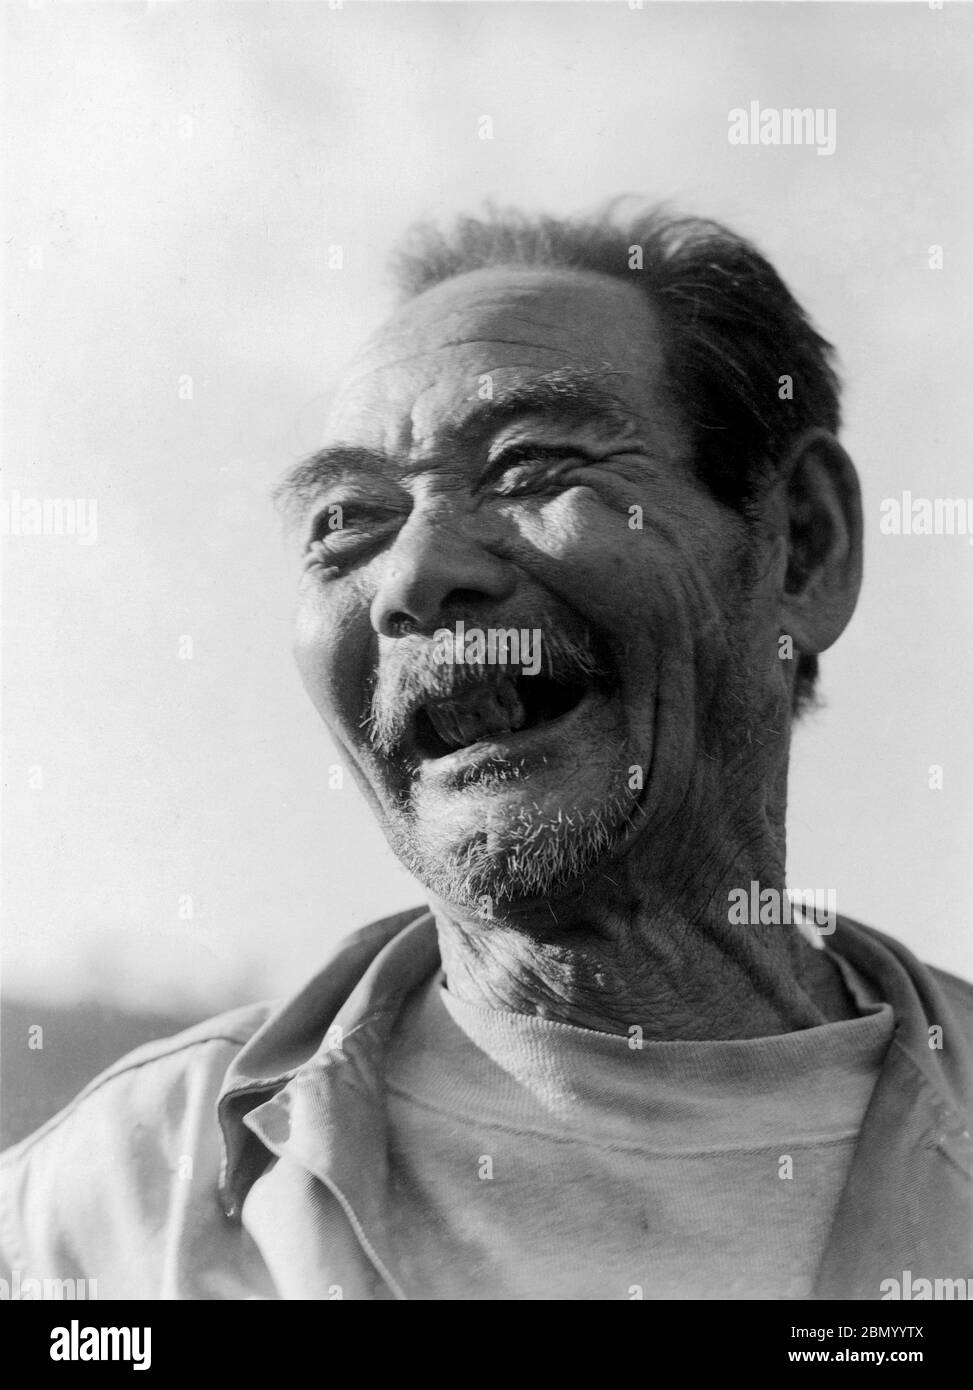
[370,508,517,638]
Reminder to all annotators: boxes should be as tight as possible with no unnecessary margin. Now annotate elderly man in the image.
[2,208,971,1302]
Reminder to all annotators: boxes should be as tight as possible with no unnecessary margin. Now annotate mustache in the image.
[365,612,610,757]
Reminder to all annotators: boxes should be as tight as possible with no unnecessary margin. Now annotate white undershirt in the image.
[383,957,894,1300]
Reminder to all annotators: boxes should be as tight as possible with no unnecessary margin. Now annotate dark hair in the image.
[391,204,842,715]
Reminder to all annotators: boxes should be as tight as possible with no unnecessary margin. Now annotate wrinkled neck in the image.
[433,747,851,1041]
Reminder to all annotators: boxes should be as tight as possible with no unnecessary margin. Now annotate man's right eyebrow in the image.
[273,446,390,520]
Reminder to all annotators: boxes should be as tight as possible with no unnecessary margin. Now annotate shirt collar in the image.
[216,908,437,1218]
[826,915,973,1132]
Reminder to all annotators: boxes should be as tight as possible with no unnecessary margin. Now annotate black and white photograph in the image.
[1,0,971,1337]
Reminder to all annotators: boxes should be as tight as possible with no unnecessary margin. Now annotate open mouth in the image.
[413,672,589,760]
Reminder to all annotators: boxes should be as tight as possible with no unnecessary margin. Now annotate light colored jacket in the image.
[2,908,971,1300]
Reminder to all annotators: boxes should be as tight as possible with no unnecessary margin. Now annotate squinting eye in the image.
[307,502,372,543]
[308,501,354,542]
[304,501,399,566]
[492,452,585,498]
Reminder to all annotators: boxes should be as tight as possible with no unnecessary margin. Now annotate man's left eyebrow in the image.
[447,372,647,448]
[273,445,389,520]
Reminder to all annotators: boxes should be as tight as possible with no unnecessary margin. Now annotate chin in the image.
[386,771,641,914]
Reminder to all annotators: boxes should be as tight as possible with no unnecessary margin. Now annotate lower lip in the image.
[412,687,607,781]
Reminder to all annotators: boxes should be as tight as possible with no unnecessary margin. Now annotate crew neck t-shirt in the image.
[383,955,894,1300]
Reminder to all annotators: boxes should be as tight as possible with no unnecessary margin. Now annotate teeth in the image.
[424,676,527,750]
[496,678,528,727]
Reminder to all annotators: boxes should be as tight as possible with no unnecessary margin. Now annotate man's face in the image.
[292,267,774,911]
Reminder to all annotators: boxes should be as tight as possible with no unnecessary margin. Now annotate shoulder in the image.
[0,1002,274,1290]
[927,963,973,1026]
[833,914,973,1111]
[841,913,973,1008]
[1,1001,272,1170]
[1,904,430,1172]
[0,907,430,1291]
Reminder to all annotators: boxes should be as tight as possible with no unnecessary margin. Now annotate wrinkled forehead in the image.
[324,267,674,453]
